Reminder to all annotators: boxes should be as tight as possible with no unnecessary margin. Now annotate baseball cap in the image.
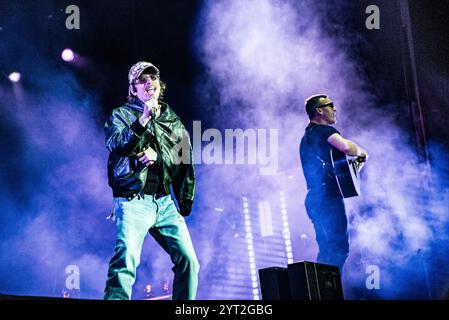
[128,61,160,84]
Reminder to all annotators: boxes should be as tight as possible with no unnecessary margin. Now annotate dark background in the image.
[1,0,448,145]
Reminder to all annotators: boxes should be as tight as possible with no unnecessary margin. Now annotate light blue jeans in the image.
[104,194,199,300]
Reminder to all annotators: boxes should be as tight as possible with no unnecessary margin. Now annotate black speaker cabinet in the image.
[287,261,344,300]
[258,267,292,300]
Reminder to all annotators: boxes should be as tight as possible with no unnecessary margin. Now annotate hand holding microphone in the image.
[139,98,158,126]
[144,98,158,117]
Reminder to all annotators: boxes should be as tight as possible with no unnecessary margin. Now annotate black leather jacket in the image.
[105,98,195,214]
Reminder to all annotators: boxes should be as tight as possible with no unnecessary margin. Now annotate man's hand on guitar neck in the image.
[352,146,368,172]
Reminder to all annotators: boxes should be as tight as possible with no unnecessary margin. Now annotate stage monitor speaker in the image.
[287,261,344,300]
[258,267,292,300]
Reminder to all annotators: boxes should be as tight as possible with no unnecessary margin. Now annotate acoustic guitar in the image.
[330,148,364,198]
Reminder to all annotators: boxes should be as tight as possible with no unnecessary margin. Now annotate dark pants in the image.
[305,189,349,271]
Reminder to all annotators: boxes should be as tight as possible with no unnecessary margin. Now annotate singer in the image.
[103,61,199,300]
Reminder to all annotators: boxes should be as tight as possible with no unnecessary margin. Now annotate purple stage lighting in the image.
[8,72,21,83]
[61,48,75,62]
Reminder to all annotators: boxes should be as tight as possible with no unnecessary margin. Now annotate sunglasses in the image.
[317,102,334,109]
[135,73,159,84]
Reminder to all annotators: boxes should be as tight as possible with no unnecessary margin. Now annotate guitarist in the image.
[299,94,368,272]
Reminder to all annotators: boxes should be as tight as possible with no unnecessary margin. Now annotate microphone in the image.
[144,98,158,119]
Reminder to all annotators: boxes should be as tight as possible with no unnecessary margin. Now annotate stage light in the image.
[280,191,294,264]
[242,196,259,300]
[61,48,75,62]
[8,72,21,83]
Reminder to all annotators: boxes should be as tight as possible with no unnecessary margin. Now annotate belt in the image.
[140,191,169,200]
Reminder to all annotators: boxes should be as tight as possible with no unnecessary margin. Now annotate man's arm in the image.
[105,109,147,156]
[171,125,196,217]
[327,133,368,160]
[175,163,195,217]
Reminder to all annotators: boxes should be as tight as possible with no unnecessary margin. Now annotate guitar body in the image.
[330,148,361,198]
